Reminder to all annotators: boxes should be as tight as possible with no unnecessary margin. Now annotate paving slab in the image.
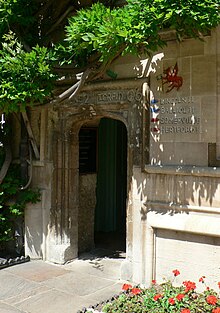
[3,285,51,306]
[0,302,26,313]
[65,257,122,280]
[42,270,116,297]
[0,253,126,313]
[4,260,70,282]
[83,281,123,304]
[0,271,39,300]
[15,289,93,313]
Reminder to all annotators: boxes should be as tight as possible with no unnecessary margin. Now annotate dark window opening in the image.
[79,128,97,174]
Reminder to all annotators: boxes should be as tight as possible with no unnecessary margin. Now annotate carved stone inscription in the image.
[150,96,201,136]
[74,89,142,105]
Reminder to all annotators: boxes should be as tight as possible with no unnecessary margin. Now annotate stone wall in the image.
[24,26,220,287]
[124,166,220,290]
[78,174,96,253]
[120,26,220,288]
[148,30,218,166]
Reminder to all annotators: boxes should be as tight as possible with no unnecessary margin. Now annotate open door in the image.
[95,118,127,253]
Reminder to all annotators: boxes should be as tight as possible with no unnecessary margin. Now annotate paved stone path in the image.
[0,252,126,313]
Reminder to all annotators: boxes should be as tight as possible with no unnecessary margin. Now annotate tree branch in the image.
[89,44,126,81]
[56,68,92,103]
[46,6,75,36]
[0,142,12,184]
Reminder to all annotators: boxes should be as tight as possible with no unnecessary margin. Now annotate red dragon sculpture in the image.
[162,63,183,93]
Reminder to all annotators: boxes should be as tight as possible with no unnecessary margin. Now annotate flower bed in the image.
[82,270,220,313]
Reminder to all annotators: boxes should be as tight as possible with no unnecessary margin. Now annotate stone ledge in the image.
[144,200,220,215]
[143,209,220,237]
[144,164,220,177]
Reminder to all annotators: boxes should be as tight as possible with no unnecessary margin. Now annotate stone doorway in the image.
[78,117,127,257]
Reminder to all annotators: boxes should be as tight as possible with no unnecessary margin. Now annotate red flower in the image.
[122,283,132,291]
[153,294,163,301]
[207,295,218,305]
[152,280,156,284]
[168,298,175,305]
[213,308,220,313]
[199,276,206,283]
[181,309,191,313]
[176,293,185,301]
[172,269,180,277]
[131,287,141,295]
[183,280,196,292]
[218,282,220,289]
[207,287,210,291]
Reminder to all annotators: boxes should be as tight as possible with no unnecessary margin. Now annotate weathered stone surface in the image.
[0,303,26,313]
[0,272,38,300]
[2,285,51,306]
[65,256,122,280]
[16,289,94,313]
[22,26,220,289]
[78,174,96,253]
[155,229,220,291]
[42,271,115,296]
[1,259,125,313]
[5,260,70,282]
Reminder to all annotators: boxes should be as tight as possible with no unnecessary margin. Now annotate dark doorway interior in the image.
[95,118,127,255]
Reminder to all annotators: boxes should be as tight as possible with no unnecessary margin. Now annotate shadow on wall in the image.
[25,225,42,259]
[24,45,220,267]
[135,170,219,220]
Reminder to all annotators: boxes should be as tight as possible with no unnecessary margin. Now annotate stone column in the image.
[47,118,78,264]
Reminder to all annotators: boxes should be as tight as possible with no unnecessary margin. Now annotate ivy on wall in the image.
[0,164,40,243]
[0,117,40,246]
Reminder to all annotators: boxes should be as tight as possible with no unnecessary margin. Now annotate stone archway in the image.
[46,79,144,268]
[48,108,130,264]
[25,78,146,287]
[78,117,128,255]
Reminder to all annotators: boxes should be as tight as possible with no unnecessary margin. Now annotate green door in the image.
[95,118,127,234]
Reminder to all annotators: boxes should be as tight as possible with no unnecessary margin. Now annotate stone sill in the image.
[144,164,220,178]
[144,200,220,215]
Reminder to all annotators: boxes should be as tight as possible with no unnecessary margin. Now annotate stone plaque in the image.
[73,88,142,105]
[149,96,207,166]
[150,96,201,142]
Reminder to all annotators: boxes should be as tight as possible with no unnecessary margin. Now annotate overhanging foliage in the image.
[0,32,57,113]
[64,0,220,67]
[0,0,219,113]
